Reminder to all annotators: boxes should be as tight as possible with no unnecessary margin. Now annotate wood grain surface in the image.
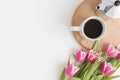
[72,0,120,51]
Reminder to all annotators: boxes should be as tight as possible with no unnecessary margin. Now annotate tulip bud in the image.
[75,48,87,63]
[101,61,116,76]
[105,44,119,58]
[65,64,80,78]
[87,50,99,63]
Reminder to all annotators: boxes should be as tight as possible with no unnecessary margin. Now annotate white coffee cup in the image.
[70,16,106,41]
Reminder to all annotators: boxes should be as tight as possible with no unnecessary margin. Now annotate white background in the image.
[0,0,119,80]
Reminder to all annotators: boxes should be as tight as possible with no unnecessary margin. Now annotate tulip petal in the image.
[101,61,116,76]
[105,44,119,58]
[118,54,120,60]
[75,48,87,63]
[65,64,80,78]
[87,50,99,63]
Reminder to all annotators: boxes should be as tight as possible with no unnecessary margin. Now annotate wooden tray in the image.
[72,0,120,51]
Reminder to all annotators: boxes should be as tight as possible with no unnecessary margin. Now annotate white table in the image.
[0,0,119,80]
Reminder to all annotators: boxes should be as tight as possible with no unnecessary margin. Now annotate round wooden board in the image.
[72,0,120,51]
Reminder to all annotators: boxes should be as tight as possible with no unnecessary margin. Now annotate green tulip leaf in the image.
[116,60,120,69]
[67,55,71,66]
[93,41,99,51]
[107,75,120,79]
[60,68,66,80]
[71,77,81,80]
[96,75,104,80]
[82,61,100,80]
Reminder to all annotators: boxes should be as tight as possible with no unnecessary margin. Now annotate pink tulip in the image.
[101,61,116,76]
[75,48,87,63]
[118,54,120,60]
[87,50,99,63]
[65,64,80,78]
[105,44,119,58]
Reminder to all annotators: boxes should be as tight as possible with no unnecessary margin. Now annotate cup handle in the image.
[70,26,84,38]
[70,26,81,31]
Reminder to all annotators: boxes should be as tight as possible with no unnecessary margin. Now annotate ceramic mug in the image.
[70,16,106,41]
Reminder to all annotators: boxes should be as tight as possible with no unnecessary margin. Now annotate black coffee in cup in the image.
[84,19,103,39]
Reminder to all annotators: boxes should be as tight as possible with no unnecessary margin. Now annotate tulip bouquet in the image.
[60,41,120,80]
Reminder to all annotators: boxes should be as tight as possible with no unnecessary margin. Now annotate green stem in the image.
[82,61,100,80]
[95,74,104,80]
[64,77,68,80]
[78,63,90,77]
[110,75,120,79]
[117,63,120,69]
[110,57,117,63]
[75,62,87,77]
[116,60,120,69]
[75,62,80,66]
